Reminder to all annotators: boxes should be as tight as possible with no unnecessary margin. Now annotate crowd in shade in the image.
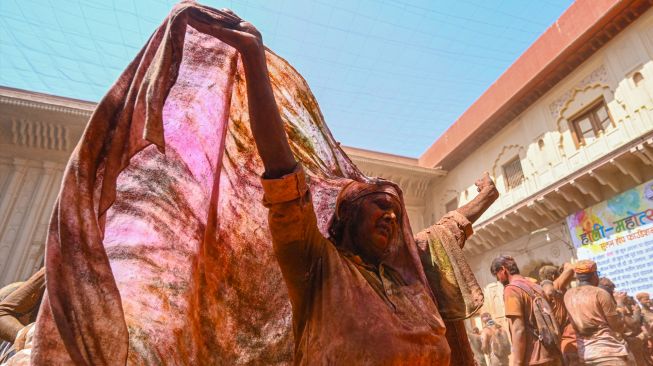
[476,256,653,366]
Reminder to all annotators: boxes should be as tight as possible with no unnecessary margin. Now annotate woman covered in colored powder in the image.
[214,9,500,365]
[16,3,499,364]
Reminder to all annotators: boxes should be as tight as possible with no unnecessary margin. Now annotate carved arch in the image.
[554,83,612,131]
[490,144,526,182]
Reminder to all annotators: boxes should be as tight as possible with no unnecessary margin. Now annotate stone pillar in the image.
[0,158,64,285]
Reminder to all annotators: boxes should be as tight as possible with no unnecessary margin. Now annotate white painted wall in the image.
[427,10,653,237]
[426,9,653,317]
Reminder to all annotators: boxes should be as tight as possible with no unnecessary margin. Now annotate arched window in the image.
[502,156,524,190]
[569,99,612,146]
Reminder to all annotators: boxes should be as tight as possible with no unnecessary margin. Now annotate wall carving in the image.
[613,67,653,121]
[553,84,612,131]
[490,144,526,183]
[11,118,69,150]
[549,65,610,120]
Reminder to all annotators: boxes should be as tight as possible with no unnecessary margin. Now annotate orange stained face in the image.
[354,192,402,262]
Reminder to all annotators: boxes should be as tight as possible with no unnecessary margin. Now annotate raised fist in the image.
[475,172,499,199]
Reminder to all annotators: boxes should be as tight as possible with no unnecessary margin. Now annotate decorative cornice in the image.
[350,154,446,178]
[0,86,96,117]
[549,64,610,120]
[0,95,93,117]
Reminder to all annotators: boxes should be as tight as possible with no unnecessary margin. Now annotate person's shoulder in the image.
[503,284,520,295]
[503,283,525,301]
[594,287,614,300]
[564,286,580,297]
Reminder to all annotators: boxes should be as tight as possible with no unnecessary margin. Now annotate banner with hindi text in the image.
[566,179,653,296]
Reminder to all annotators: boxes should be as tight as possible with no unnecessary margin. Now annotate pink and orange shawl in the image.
[26,2,480,365]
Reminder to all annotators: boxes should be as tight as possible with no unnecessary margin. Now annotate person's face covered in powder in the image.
[353,192,402,264]
[331,182,404,266]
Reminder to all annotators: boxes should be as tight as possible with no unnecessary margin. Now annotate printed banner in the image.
[566,179,653,296]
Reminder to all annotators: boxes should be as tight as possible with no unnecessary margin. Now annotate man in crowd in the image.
[540,263,576,365]
[480,313,511,366]
[491,255,562,366]
[615,291,650,366]
[0,268,44,363]
[638,293,653,330]
[636,292,653,365]
[469,327,488,366]
[492,322,512,366]
[481,313,509,366]
[564,260,634,365]
[599,277,616,295]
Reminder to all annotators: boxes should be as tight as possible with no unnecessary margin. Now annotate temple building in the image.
[420,0,653,325]
[1,0,653,330]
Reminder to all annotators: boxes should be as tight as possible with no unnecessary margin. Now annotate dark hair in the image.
[490,255,520,275]
[576,272,596,283]
[538,265,559,282]
[328,197,362,245]
[598,277,614,288]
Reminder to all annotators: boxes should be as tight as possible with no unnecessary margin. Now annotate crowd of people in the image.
[472,256,653,366]
[468,313,512,366]
[3,259,653,365]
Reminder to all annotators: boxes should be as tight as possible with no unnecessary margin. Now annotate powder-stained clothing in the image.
[491,327,511,366]
[469,333,487,366]
[548,279,578,362]
[504,278,560,365]
[262,168,473,365]
[564,285,629,363]
[548,289,567,333]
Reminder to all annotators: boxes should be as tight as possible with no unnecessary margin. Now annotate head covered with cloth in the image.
[574,259,599,285]
[327,178,426,286]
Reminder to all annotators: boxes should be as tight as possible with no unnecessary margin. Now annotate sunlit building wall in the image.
[420,1,653,324]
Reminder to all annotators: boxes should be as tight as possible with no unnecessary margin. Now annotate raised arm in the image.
[194,10,296,178]
[194,11,326,314]
[553,263,574,291]
[455,172,499,224]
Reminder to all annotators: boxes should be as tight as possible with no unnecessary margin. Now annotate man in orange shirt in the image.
[491,256,562,366]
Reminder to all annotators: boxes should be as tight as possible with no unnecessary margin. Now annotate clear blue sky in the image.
[0,0,573,157]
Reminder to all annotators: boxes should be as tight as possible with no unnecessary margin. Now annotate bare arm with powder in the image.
[455,172,499,225]
[553,263,574,291]
[508,317,527,366]
[504,286,527,366]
